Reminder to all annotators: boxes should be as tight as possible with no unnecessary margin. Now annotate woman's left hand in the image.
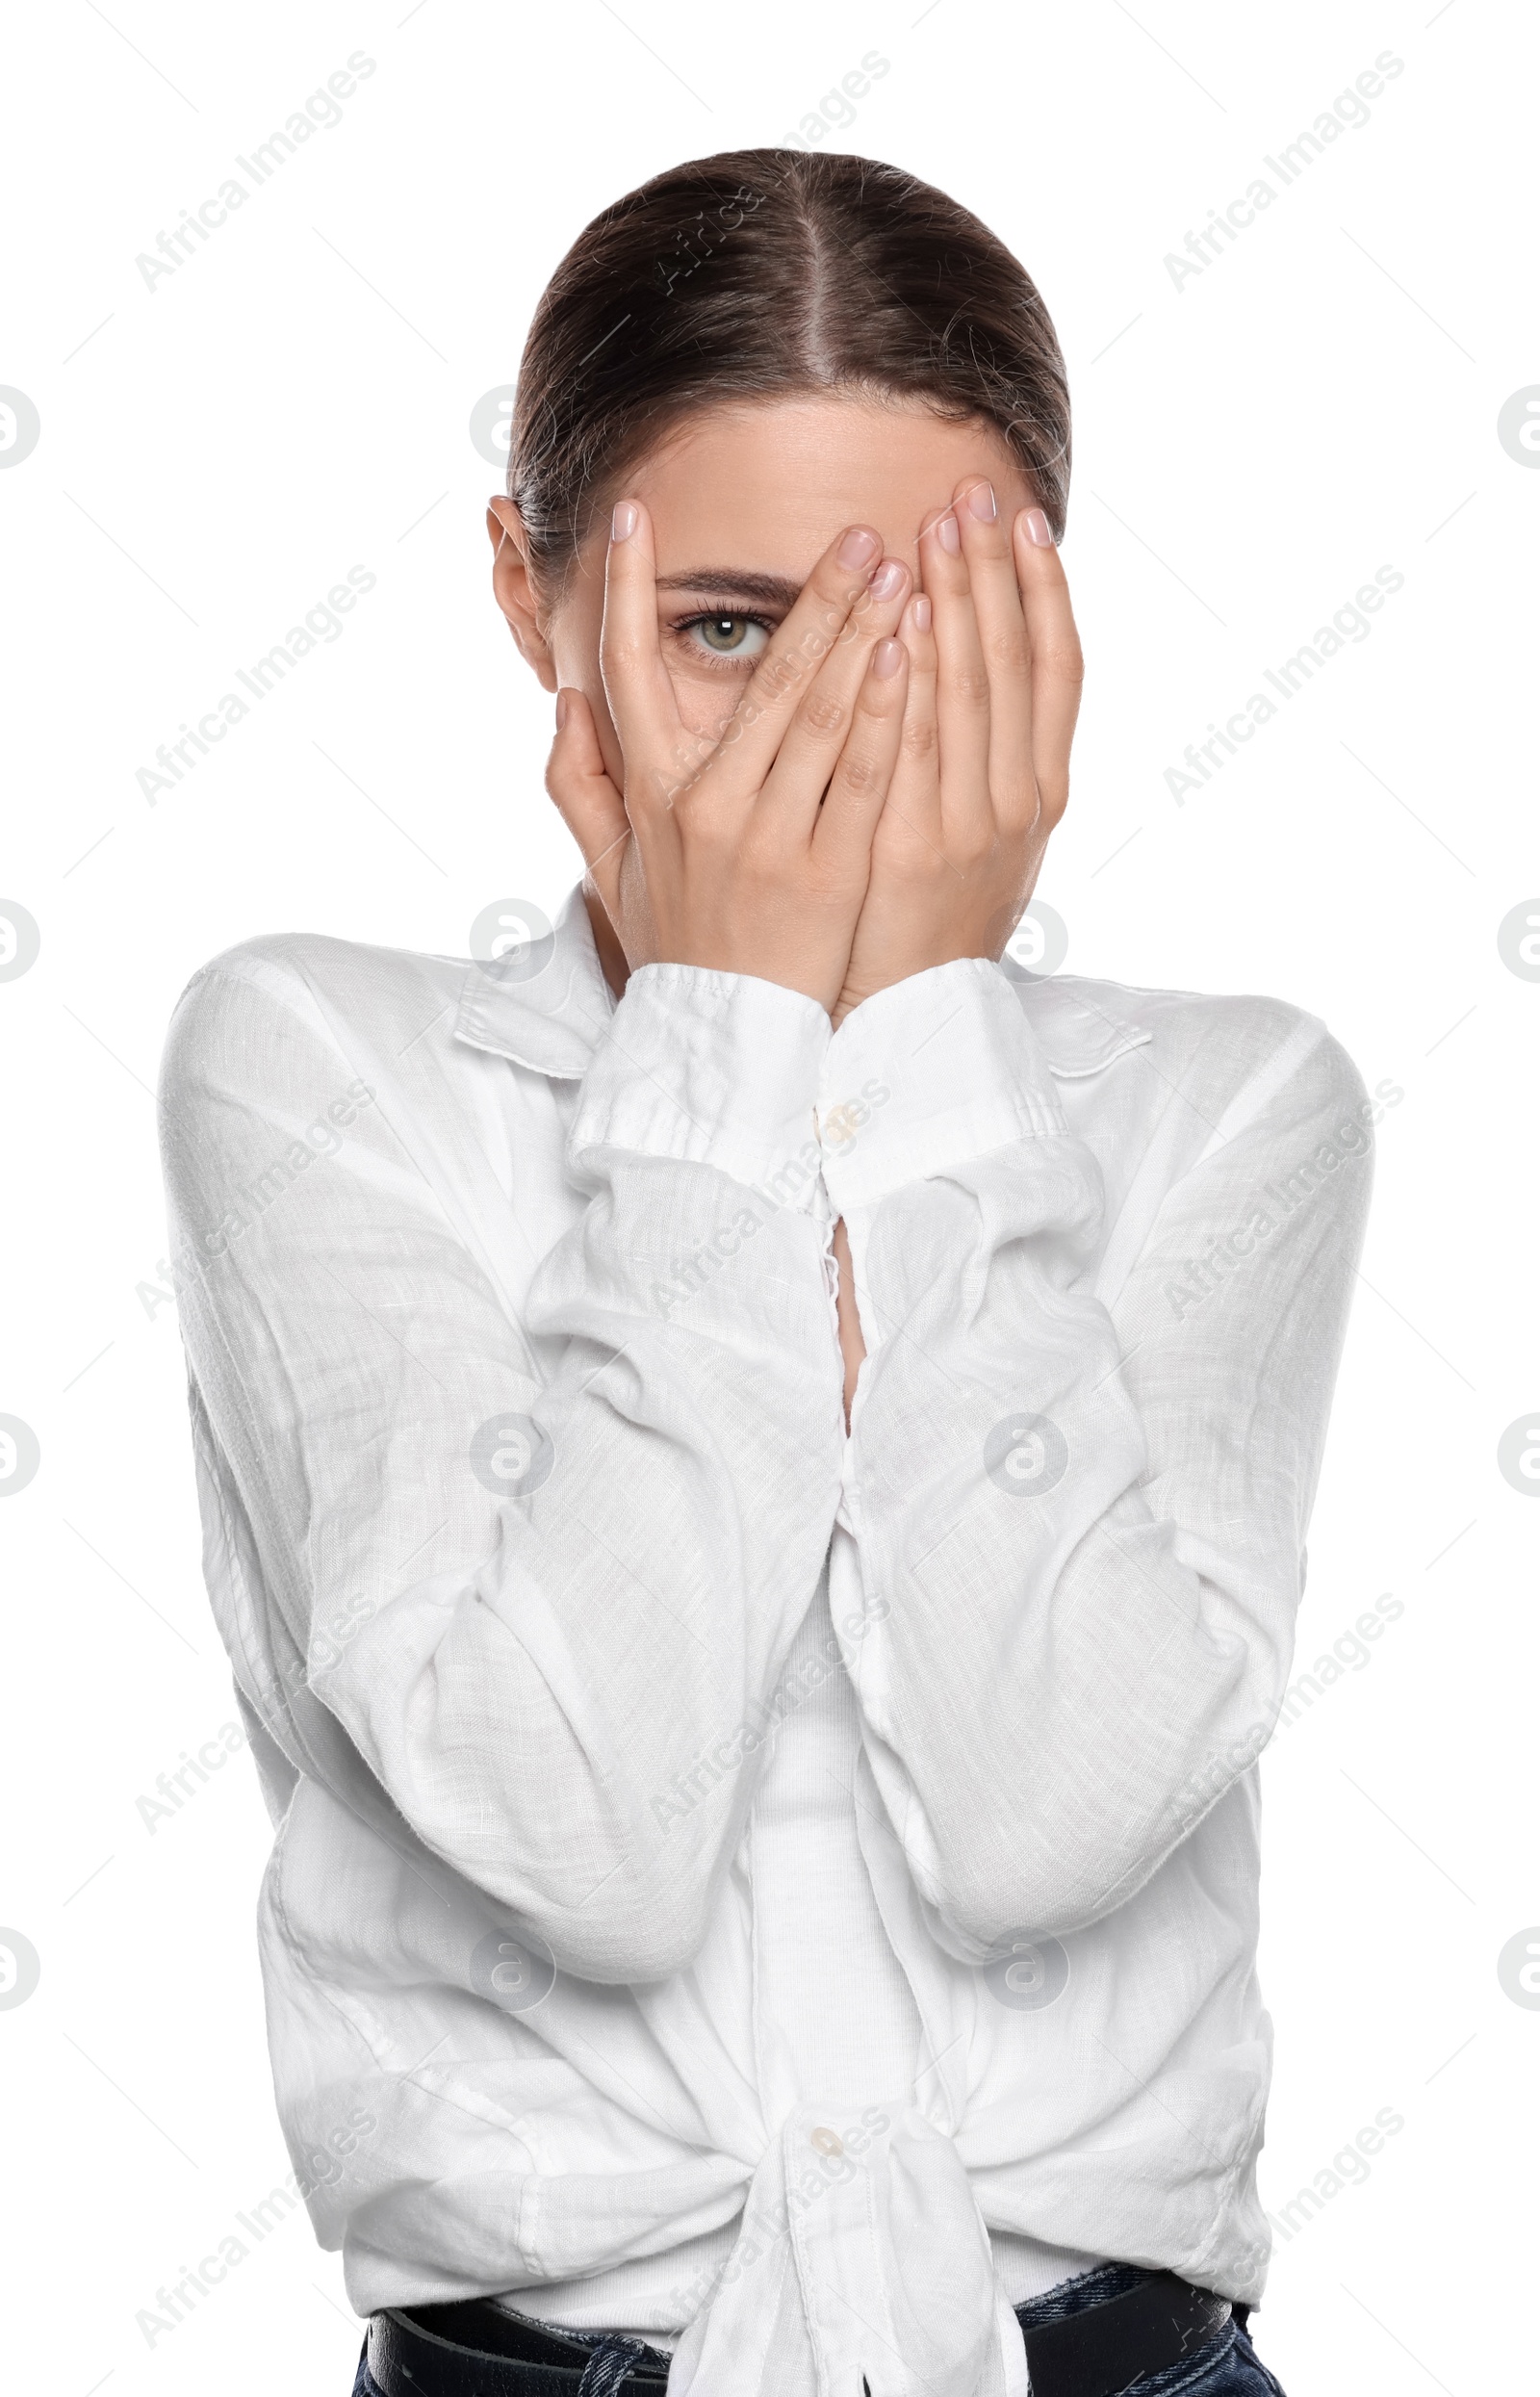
[831,477,1084,1026]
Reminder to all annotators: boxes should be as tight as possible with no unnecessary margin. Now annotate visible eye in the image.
[678,611,773,663]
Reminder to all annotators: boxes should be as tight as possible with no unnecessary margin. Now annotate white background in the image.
[2,2,1536,2391]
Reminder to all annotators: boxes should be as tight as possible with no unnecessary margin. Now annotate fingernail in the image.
[837,526,882,571]
[611,500,638,542]
[911,594,932,633]
[965,481,997,521]
[936,512,961,555]
[555,689,571,730]
[868,557,906,602]
[873,638,905,679]
[1024,507,1054,548]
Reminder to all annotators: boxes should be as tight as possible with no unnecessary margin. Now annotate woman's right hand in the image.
[547,502,912,1013]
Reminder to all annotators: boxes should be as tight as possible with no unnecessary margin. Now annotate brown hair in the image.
[509,149,1070,587]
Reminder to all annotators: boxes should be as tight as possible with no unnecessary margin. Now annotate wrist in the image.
[833,946,994,1029]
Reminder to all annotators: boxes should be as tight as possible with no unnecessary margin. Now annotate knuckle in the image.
[1040,639,1086,685]
[954,823,997,869]
[946,668,992,711]
[835,749,881,795]
[801,691,847,738]
[901,719,937,762]
[985,627,1030,676]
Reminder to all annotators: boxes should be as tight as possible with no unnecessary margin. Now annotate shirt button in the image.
[810,2126,843,2156]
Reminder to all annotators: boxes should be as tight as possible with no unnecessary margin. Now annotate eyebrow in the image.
[654,568,804,610]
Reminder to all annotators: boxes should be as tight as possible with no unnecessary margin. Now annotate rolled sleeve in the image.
[819,961,1065,1213]
[570,964,832,1198]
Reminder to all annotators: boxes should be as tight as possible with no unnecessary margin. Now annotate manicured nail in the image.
[965,481,997,521]
[837,526,883,571]
[1024,507,1054,548]
[936,512,961,554]
[555,689,571,730]
[911,594,932,633]
[611,500,638,542]
[868,557,906,602]
[873,638,905,678]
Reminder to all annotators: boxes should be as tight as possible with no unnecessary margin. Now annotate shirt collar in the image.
[452,882,616,1079]
[452,882,1150,1082]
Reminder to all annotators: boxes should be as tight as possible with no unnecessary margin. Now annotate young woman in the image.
[159,150,1372,2397]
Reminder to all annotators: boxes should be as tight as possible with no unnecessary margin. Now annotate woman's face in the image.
[489,395,1037,785]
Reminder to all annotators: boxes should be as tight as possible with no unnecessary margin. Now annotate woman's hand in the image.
[831,478,1083,1025]
[548,501,914,1014]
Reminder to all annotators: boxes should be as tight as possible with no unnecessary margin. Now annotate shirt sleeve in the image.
[159,944,846,1985]
[820,960,1373,1953]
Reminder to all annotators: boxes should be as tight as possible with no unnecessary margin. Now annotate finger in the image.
[811,637,910,874]
[708,524,885,789]
[758,555,911,832]
[917,504,992,850]
[953,477,1034,827]
[876,590,942,856]
[545,685,632,913]
[1012,505,1084,833]
[597,499,697,814]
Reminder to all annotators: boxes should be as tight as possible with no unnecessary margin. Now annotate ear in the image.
[486,498,557,691]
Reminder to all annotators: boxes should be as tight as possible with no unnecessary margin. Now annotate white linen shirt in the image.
[157,884,1373,2397]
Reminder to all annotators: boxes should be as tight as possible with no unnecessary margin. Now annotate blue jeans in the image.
[352,2267,1289,2394]
[1013,2261,1286,2393]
